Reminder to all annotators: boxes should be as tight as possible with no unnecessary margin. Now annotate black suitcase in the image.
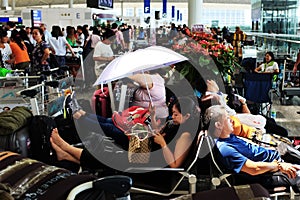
[0,126,30,157]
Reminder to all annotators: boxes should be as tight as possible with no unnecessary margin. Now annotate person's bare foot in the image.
[50,137,79,163]
[72,111,82,119]
[78,109,86,116]
[51,128,70,151]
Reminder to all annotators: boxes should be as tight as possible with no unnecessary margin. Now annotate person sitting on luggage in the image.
[254,52,279,73]
[52,96,201,169]
[203,105,300,192]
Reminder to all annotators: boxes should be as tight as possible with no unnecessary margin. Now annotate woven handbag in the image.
[128,123,151,163]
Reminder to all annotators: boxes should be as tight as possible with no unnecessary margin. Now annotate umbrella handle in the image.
[142,71,153,106]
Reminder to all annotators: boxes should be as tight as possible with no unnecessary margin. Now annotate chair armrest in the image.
[124,167,185,173]
[67,175,132,200]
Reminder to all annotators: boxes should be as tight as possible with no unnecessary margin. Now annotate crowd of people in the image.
[1,19,300,195]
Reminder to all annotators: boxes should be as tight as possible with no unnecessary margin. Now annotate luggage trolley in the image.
[0,74,40,111]
[280,59,300,105]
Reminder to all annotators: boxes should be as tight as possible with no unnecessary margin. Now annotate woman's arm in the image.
[254,65,262,73]
[293,52,300,75]
[66,42,75,57]
[128,74,153,89]
[154,132,192,168]
[41,47,50,64]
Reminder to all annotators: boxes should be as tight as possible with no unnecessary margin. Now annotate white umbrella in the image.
[93,46,188,86]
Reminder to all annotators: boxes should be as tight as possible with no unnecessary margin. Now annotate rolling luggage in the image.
[91,87,112,118]
[28,115,57,164]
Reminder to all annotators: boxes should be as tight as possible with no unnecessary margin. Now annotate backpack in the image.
[29,115,57,164]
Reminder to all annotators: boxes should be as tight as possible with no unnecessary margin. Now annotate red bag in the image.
[91,87,112,118]
[112,106,150,133]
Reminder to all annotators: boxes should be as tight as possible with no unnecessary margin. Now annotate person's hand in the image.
[293,65,298,75]
[279,162,300,179]
[206,80,219,92]
[148,103,161,129]
[201,93,222,105]
[153,132,166,148]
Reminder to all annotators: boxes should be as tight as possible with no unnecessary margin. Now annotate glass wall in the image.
[251,0,299,34]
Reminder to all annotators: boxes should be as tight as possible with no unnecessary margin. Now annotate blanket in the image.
[0,106,32,135]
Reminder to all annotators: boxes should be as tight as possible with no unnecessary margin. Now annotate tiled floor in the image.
[273,95,300,137]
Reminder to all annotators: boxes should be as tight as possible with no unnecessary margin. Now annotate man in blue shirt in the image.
[204,105,300,179]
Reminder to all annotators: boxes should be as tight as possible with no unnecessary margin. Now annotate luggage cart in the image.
[280,59,300,105]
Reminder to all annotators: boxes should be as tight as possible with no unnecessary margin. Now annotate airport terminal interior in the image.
[0,0,299,199]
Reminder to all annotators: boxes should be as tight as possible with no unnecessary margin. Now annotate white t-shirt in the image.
[49,36,68,56]
[93,41,113,68]
[259,61,279,73]
[0,43,12,69]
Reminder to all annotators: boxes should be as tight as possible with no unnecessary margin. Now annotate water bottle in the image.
[270,108,277,119]
[114,84,121,101]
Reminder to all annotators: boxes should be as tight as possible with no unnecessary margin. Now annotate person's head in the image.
[102,28,116,44]
[0,30,9,43]
[10,30,23,45]
[51,25,63,38]
[77,25,83,34]
[2,106,10,112]
[204,105,233,138]
[40,23,47,31]
[6,21,15,30]
[172,97,200,125]
[32,27,44,42]
[264,51,275,63]
[111,23,118,30]
[25,27,31,34]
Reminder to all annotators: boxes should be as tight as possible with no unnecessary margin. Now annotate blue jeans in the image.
[76,113,129,149]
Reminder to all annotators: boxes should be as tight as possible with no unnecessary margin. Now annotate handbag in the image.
[128,123,151,163]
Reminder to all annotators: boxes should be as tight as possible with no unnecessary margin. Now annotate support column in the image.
[188,0,203,27]
[69,0,73,8]
[121,0,124,19]
[1,0,8,10]
[12,0,15,10]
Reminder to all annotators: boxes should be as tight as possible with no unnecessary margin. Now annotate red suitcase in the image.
[91,87,112,118]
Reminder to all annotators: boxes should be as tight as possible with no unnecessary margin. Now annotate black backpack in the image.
[29,115,57,164]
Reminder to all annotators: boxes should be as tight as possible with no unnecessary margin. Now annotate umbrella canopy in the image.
[93,46,188,86]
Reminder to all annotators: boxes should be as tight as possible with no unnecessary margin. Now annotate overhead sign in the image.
[144,0,150,14]
[162,0,167,18]
[192,24,204,32]
[31,10,42,27]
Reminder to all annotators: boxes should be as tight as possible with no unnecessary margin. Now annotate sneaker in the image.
[63,93,80,117]
[63,93,72,118]
[71,91,82,112]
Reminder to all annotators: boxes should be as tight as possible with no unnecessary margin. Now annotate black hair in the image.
[102,28,116,40]
[11,30,25,50]
[265,51,275,63]
[174,96,200,119]
[0,30,7,38]
[51,25,63,39]
[111,23,118,29]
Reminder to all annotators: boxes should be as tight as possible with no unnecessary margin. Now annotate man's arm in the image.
[241,159,300,178]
